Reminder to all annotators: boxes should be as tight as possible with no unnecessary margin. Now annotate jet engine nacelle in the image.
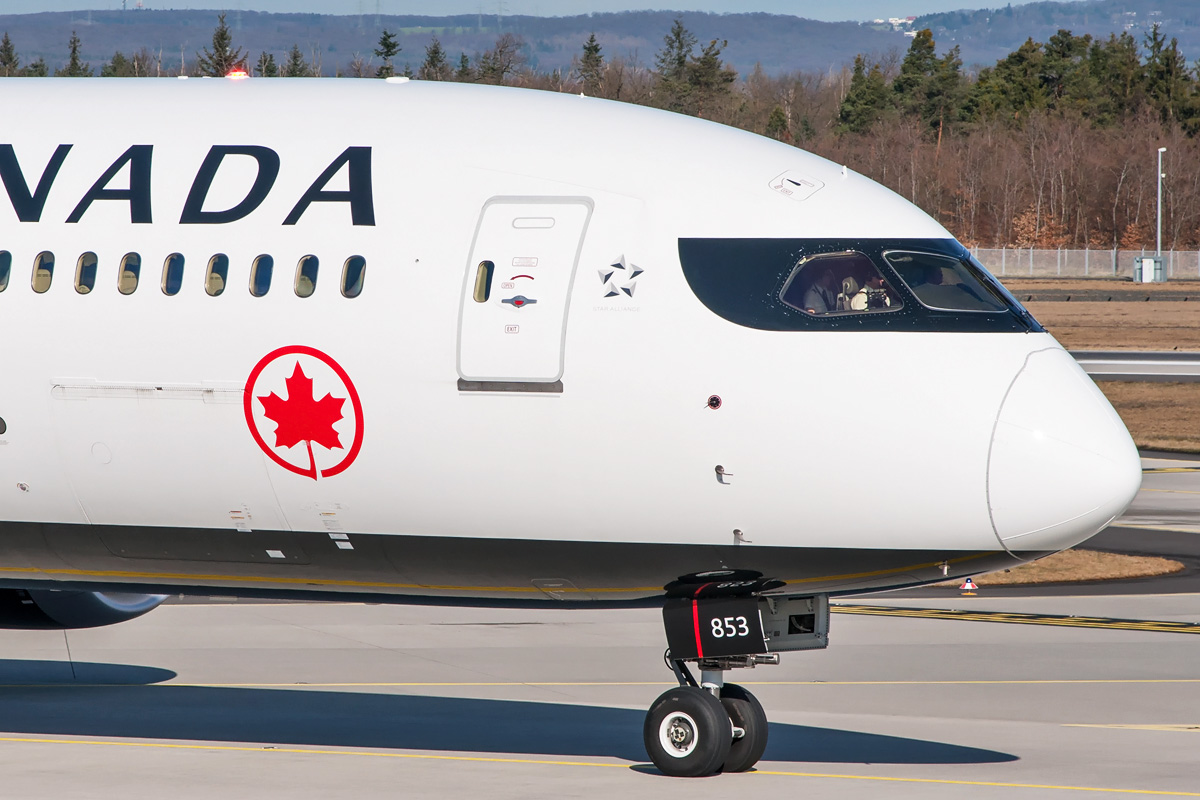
[0,589,167,629]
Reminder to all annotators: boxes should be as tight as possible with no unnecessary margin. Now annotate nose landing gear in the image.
[644,654,774,776]
[646,593,829,777]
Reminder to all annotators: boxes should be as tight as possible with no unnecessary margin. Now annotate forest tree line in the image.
[3,14,1200,251]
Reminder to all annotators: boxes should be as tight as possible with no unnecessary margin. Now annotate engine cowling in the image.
[0,589,167,629]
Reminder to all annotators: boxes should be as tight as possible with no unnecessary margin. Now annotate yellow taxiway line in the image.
[3,678,1200,689]
[1066,724,1200,732]
[7,681,1200,690]
[0,736,1196,795]
[831,605,1200,633]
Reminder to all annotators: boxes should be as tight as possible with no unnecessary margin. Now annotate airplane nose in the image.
[987,348,1141,553]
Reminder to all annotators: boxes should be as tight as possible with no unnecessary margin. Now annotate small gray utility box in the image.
[1135,256,1165,283]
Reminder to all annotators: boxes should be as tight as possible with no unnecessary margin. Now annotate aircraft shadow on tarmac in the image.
[0,660,1015,765]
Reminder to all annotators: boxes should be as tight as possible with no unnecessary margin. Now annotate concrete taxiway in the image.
[1,458,1200,798]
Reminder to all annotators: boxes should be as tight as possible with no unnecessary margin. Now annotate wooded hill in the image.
[1,1,1198,78]
[2,11,1199,250]
[923,0,1200,68]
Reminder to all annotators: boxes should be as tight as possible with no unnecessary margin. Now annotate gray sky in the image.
[0,0,1088,24]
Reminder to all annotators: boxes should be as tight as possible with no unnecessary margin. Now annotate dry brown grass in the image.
[1021,302,1200,350]
[1094,382,1200,452]
[939,549,1183,587]
[1004,278,1200,351]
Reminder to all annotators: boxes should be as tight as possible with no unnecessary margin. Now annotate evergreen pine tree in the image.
[654,19,697,112]
[1041,29,1093,106]
[1087,32,1144,123]
[283,44,308,77]
[1144,24,1194,125]
[577,33,603,95]
[963,38,1047,121]
[686,38,735,118]
[924,46,964,142]
[797,116,817,142]
[454,52,474,82]
[54,31,92,77]
[374,29,400,78]
[418,37,450,80]
[0,32,20,77]
[23,57,47,77]
[764,105,790,141]
[837,55,890,133]
[101,51,136,77]
[196,13,245,77]
[892,28,937,114]
[255,51,278,77]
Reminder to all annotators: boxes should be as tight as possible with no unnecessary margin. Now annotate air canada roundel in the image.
[244,345,364,480]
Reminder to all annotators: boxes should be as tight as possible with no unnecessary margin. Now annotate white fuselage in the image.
[0,79,1140,603]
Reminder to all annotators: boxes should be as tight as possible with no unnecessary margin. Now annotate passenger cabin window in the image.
[249,255,273,297]
[206,254,229,296]
[31,252,54,294]
[0,251,10,292]
[295,255,318,298]
[75,252,98,294]
[118,253,141,295]
[342,255,366,298]
[779,251,902,316]
[162,253,185,296]
[472,261,494,303]
[885,251,1009,313]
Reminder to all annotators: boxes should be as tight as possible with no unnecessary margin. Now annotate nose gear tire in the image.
[643,686,732,777]
[719,683,768,772]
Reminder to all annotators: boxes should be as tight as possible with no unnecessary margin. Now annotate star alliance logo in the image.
[598,254,643,298]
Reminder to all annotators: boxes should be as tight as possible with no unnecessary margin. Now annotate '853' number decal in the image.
[710,615,751,638]
[661,596,767,659]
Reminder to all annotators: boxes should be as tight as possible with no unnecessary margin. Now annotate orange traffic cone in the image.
[960,577,978,595]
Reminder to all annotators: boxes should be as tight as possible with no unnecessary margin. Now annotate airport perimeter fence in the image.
[972,248,1200,280]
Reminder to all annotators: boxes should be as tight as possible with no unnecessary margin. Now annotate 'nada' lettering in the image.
[0,144,375,227]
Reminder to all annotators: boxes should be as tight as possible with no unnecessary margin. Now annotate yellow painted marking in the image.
[1113,524,1200,533]
[751,768,1200,795]
[4,678,1200,689]
[0,736,1195,795]
[0,554,989,595]
[0,736,628,768]
[1139,488,1200,495]
[1066,724,1200,732]
[1142,467,1200,474]
[832,605,1200,634]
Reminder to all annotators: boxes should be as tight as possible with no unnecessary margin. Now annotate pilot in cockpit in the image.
[850,273,894,311]
[802,267,837,314]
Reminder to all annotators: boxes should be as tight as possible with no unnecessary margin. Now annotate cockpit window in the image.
[780,251,902,316]
[678,237,1041,333]
[885,251,1008,312]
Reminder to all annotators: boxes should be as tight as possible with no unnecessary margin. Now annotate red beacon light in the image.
[226,69,250,80]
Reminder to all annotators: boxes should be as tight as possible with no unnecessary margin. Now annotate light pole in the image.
[1157,146,1167,257]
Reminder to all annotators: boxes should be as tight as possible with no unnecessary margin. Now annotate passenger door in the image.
[457,197,593,387]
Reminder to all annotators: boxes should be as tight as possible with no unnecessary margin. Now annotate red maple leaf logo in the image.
[258,362,345,479]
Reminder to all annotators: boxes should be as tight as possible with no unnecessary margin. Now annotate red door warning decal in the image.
[244,345,364,479]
